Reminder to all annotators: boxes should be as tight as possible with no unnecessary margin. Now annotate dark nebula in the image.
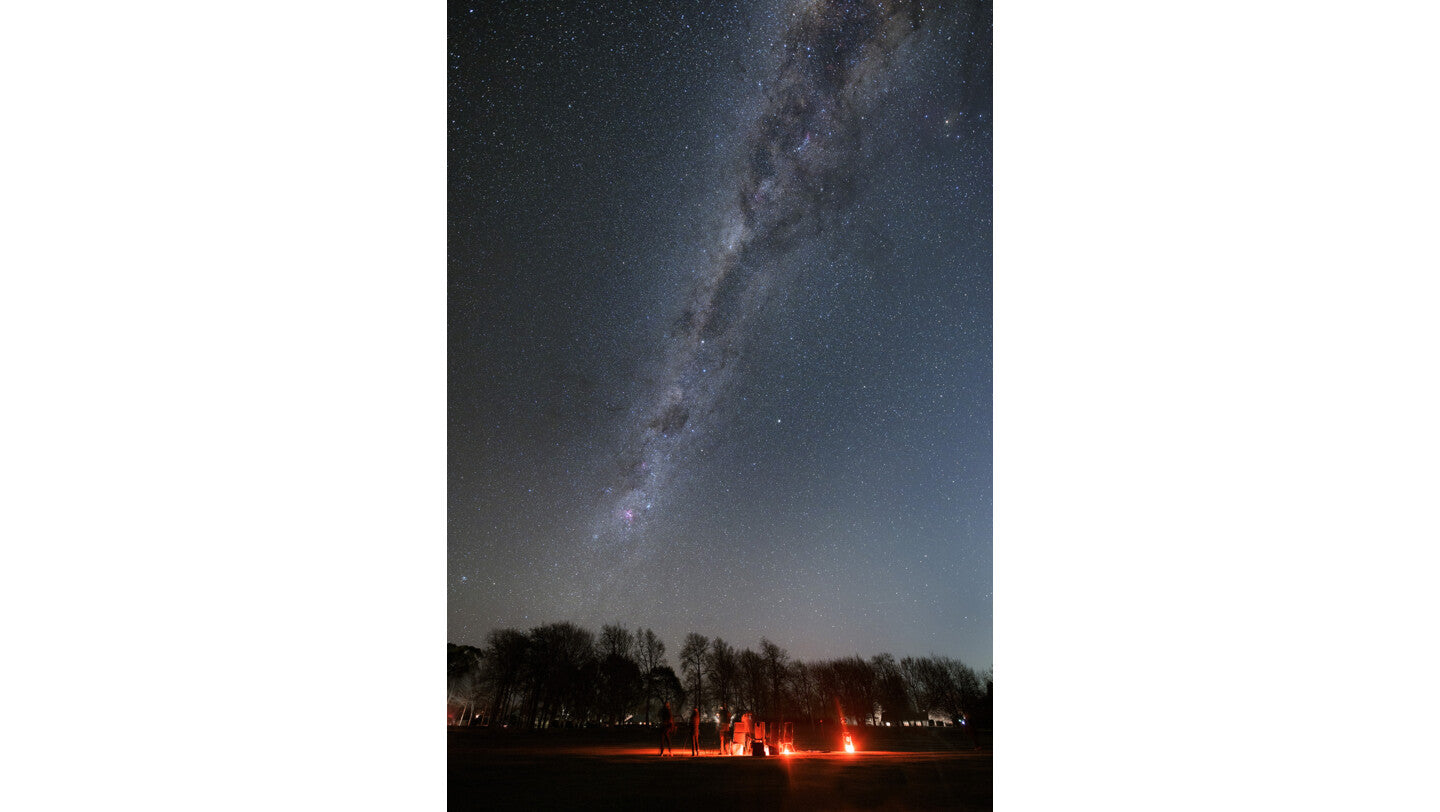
[605,0,940,547]
[449,0,992,666]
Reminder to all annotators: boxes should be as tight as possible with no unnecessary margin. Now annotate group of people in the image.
[658,701,741,757]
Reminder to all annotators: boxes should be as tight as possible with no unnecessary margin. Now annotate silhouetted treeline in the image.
[448,622,991,732]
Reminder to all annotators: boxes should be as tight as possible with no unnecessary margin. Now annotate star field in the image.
[450,0,991,669]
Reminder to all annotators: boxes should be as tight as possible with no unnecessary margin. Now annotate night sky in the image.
[449,0,991,669]
[13,2,1437,807]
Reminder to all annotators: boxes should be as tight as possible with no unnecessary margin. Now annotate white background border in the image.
[3,1,1436,808]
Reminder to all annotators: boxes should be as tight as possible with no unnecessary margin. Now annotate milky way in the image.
[590,0,938,564]
[450,0,991,663]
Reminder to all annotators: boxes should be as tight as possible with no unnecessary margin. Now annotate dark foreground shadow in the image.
[449,726,991,811]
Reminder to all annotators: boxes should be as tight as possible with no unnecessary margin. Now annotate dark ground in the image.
[449,724,991,811]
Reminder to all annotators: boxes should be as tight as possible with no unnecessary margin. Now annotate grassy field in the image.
[449,724,991,811]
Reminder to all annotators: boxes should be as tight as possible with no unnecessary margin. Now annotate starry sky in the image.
[449,0,991,670]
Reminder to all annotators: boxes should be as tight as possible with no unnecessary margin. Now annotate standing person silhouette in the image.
[659,701,674,756]
[717,706,731,756]
[689,707,701,756]
[960,710,980,750]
